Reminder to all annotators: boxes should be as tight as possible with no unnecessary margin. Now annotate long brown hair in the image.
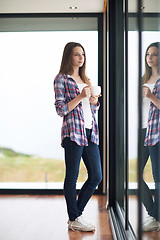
[143,42,160,84]
[59,42,91,86]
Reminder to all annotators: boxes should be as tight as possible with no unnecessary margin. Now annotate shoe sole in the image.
[143,226,159,232]
[68,226,95,232]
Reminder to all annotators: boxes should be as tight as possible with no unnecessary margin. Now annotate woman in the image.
[54,42,102,232]
[141,42,160,232]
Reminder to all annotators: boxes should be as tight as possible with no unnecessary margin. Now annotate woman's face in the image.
[146,46,159,68]
[71,46,85,68]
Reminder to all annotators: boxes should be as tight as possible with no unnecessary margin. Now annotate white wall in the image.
[0,0,104,13]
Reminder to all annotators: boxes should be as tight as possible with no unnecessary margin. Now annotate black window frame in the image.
[0,13,104,195]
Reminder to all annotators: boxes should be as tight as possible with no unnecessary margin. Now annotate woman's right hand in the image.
[80,86,91,98]
[68,86,90,112]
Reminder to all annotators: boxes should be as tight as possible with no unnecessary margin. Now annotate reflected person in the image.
[54,42,102,232]
[141,42,160,232]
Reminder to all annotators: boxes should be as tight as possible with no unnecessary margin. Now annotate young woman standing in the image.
[141,42,160,231]
[54,42,102,232]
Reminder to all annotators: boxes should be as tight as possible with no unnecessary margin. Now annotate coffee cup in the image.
[90,86,101,96]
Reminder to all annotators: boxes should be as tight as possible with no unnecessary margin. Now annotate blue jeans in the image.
[141,129,160,221]
[148,141,160,221]
[63,129,102,221]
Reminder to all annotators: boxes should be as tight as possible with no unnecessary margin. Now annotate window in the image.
[0,16,100,190]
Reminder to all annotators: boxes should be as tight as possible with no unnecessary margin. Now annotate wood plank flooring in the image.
[129,195,160,240]
[0,195,113,240]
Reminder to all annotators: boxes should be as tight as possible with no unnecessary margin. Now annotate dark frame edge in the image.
[97,13,104,194]
[0,189,100,195]
[109,204,136,240]
[0,13,102,18]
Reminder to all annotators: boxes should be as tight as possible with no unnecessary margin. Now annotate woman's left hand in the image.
[89,94,101,105]
[143,86,152,99]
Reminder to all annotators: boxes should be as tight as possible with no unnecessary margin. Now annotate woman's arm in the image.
[89,94,101,106]
[68,86,91,111]
[143,86,160,109]
[148,94,160,109]
[54,76,69,117]
[54,75,91,116]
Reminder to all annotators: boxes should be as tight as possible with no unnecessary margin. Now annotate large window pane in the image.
[0,31,98,189]
[128,13,160,240]
[141,19,160,240]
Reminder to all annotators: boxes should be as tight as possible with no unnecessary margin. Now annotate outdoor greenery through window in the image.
[0,31,98,189]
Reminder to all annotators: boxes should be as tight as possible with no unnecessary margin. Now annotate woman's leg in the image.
[148,141,160,221]
[141,129,154,216]
[77,129,102,215]
[63,137,83,221]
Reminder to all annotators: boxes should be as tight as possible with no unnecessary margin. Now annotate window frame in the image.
[0,13,104,195]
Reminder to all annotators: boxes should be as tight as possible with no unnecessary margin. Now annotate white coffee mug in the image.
[90,86,101,96]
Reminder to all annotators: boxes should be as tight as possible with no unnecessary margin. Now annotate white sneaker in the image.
[143,216,160,232]
[143,215,153,226]
[68,216,95,232]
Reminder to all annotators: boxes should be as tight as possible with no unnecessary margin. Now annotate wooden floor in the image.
[0,194,113,240]
[129,195,160,240]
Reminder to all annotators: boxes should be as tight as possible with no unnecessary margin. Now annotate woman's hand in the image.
[143,86,152,99]
[143,86,160,109]
[89,94,101,106]
[68,86,91,112]
[80,86,91,98]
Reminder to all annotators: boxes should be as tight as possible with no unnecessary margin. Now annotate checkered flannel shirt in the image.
[145,78,160,146]
[54,74,100,147]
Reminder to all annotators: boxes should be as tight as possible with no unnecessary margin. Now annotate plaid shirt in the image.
[54,74,100,147]
[145,78,160,146]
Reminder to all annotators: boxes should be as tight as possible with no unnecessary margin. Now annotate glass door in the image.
[125,0,160,239]
[0,16,100,190]
[141,3,160,239]
[107,0,160,239]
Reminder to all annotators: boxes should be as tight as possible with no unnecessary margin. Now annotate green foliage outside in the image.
[0,147,87,182]
[0,147,154,183]
[129,157,154,183]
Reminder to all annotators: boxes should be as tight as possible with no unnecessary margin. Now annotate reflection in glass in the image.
[141,40,160,233]
[140,2,160,237]
[128,10,160,238]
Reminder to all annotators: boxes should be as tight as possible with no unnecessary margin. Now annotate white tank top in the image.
[142,83,155,129]
[77,83,93,129]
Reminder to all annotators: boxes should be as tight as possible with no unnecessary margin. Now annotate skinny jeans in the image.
[141,128,160,221]
[63,129,102,221]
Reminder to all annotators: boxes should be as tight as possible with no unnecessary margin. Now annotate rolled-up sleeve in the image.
[54,75,69,117]
[91,101,100,112]
[156,80,160,99]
